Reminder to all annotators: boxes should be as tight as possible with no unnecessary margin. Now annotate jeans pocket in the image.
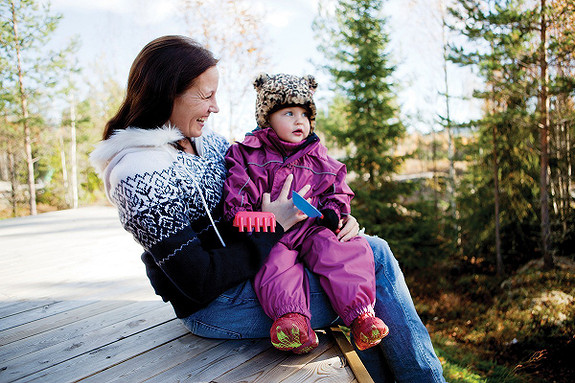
[217,281,259,304]
[182,317,242,339]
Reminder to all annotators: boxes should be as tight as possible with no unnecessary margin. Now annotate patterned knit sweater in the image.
[90,126,285,318]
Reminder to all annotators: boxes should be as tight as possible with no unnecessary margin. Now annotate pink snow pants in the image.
[253,225,376,326]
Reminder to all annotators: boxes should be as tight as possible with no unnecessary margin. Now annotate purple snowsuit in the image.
[223,127,376,326]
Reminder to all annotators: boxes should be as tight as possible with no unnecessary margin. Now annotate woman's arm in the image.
[145,174,308,304]
[114,155,307,307]
[144,219,285,306]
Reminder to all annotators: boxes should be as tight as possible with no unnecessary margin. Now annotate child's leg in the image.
[180,267,341,340]
[300,228,388,350]
[253,241,318,353]
[300,227,377,325]
[253,242,310,320]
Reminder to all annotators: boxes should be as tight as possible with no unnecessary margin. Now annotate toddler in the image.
[223,73,389,353]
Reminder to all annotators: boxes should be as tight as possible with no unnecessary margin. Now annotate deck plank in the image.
[0,300,165,362]
[281,345,357,383]
[0,300,59,319]
[142,338,275,383]
[3,303,174,382]
[8,320,188,383]
[209,332,357,383]
[0,207,365,383]
[0,300,129,346]
[0,300,95,332]
[80,335,227,383]
[212,333,334,383]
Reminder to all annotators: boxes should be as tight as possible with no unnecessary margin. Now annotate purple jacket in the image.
[223,127,354,228]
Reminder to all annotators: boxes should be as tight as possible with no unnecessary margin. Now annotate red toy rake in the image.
[233,211,276,232]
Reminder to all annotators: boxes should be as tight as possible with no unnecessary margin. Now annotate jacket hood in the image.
[90,126,184,175]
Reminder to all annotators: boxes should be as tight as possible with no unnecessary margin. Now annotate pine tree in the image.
[313,0,440,261]
[546,0,575,257]
[447,0,574,270]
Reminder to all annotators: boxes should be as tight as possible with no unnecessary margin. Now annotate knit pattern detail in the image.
[110,132,229,251]
[158,236,200,267]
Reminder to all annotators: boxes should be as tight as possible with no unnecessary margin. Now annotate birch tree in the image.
[0,0,78,215]
[547,0,575,257]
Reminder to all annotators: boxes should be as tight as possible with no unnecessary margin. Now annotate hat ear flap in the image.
[253,73,270,90]
[305,75,318,94]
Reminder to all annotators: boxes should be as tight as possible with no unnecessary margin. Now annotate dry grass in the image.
[410,257,575,383]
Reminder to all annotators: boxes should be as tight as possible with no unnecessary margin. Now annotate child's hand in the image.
[317,209,339,232]
[261,174,310,231]
[337,215,360,242]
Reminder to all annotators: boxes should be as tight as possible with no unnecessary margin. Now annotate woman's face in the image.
[169,66,220,138]
[268,106,311,143]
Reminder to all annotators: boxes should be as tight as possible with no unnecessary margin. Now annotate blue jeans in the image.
[181,235,445,383]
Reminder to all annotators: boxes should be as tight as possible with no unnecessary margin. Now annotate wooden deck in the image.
[0,207,370,383]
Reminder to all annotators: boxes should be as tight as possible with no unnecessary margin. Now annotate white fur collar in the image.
[90,126,183,174]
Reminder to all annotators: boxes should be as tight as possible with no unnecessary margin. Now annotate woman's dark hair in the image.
[103,35,218,139]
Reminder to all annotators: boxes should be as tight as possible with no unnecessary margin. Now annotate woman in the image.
[90,35,445,383]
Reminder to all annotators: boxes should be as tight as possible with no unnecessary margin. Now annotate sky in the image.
[49,0,319,79]
[45,0,481,138]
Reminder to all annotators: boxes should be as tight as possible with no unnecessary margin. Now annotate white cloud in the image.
[50,0,133,13]
[49,0,177,25]
[264,9,294,28]
[134,1,177,25]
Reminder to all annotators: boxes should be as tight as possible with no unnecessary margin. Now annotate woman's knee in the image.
[364,235,392,265]
[363,234,404,281]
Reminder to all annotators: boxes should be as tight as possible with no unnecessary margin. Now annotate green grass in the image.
[411,256,575,382]
[432,334,525,383]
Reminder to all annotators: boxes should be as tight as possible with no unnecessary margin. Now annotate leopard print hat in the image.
[253,73,318,132]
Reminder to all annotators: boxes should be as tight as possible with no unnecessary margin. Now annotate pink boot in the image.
[270,313,318,354]
[293,319,319,354]
[351,312,389,351]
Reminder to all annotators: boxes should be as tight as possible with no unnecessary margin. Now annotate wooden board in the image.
[0,207,369,382]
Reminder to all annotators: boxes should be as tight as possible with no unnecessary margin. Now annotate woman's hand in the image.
[336,214,360,242]
[261,174,310,231]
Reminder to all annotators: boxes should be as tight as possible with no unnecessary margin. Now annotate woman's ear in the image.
[253,73,270,90]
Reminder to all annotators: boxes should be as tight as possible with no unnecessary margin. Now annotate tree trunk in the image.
[539,0,553,268]
[441,0,458,242]
[11,0,37,215]
[487,38,504,277]
[70,96,79,209]
[8,151,17,217]
[432,126,438,219]
[550,96,570,238]
[557,94,571,238]
[493,123,503,277]
[59,132,70,207]
[566,120,572,234]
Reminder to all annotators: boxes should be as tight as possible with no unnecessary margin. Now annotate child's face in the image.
[268,106,311,143]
